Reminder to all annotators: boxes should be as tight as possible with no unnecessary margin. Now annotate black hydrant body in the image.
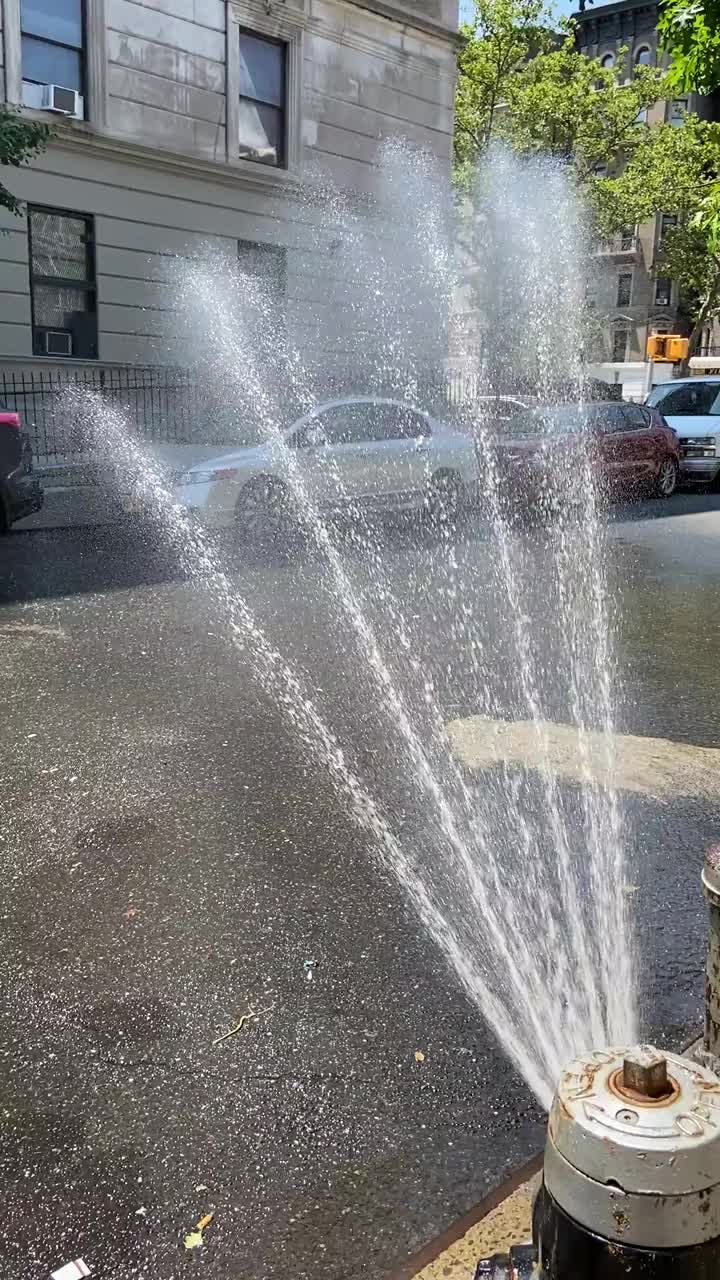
[477,1045,720,1279]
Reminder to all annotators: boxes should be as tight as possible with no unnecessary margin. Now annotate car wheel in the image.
[427,470,465,526]
[235,476,297,548]
[654,456,679,499]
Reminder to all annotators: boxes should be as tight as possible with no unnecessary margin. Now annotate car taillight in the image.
[0,412,21,429]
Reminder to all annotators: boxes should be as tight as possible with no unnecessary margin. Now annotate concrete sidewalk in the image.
[389,1161,541,1280]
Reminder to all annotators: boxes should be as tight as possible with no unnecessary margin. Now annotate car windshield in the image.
[647,381,720,416]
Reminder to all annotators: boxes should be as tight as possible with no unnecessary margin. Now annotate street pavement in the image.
[1,492,719,1279]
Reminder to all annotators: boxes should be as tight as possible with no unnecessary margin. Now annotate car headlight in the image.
[176,468,238,486]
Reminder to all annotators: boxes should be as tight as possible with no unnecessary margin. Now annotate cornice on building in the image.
[344,1,459,41]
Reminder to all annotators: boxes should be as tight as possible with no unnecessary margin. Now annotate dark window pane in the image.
[655,277,672,305]
[33,283,90,327]
[30,210,90,280]
[612,329,627,361]
[382,406,428,439]
[623,404,648,428]
[21,0,83,47]
[239,99,283,166]
[314,404,378,444]
[595,405,627,432]
[22,35,82,90]
[239,33,285,107]
[617,273,632,306]
[653,382,720,415]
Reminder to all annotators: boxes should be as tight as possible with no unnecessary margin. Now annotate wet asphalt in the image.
[1,492,720,1280]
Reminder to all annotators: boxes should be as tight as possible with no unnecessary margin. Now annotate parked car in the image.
[486,400,680,503]
[0,410,43,533]
[645,377,720,487]
[168,397,479,538]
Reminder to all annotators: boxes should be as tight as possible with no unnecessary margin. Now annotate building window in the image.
[655,277,672,306]
[670,99,688,126]
[660,213,677,237]
[612,326,628,362]
[238,29,287,168]
[620,226,635,250]
[21,0,85,110]
[600,52,615,68]
[634,46,652,65]
[617,272,632,307]
[28,207,97,359]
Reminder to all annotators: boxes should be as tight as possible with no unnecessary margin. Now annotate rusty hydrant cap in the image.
[544,1045,720,1249]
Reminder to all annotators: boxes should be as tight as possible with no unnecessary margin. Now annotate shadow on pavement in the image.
[2,490,718,608]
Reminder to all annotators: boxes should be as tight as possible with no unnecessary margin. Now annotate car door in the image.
[619,403,657,482]
[364,403,433,500]
[290,402,384,506]
[594,404,648,489]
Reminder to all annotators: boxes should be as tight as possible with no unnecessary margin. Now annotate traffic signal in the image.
[646,334,689,362]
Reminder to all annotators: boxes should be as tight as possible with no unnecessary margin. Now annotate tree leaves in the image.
[659,0,720,94]
[0,107,51,215]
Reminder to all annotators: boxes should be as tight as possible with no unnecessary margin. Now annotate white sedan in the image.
[169,397,479,539]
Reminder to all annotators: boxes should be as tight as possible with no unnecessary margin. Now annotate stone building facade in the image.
[0,1,458,374]
[575,0,717,368]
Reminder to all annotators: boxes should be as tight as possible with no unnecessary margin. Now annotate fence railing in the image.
[0,363,620,465]
[0,366,201,465]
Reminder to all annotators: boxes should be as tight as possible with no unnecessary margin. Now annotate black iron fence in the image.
[0,364,487,465]
[0,366,199,465]
[0,363,618,466]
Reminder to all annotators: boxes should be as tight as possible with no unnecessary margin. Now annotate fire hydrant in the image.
[477,1043,720,1277]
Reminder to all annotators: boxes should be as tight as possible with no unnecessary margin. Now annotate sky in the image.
[459,0,576,22]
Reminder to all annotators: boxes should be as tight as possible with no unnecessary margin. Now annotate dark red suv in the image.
[0,410,44,532]
[487,401,680,503]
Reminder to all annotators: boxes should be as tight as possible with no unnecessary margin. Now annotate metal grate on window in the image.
[28,206,97,359]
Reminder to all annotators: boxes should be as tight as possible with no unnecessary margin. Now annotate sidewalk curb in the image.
[385,1152,543,1280]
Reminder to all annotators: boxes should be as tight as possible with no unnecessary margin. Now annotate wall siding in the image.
[0,0,458,366]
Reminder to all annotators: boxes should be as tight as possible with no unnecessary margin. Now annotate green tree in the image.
[0,107,50,215]
[501,39,666,181]
[455,0,555,189]
[455,3,669,379]
[659,0,720,94]
[456,1,667,185]
[595,114,720,358]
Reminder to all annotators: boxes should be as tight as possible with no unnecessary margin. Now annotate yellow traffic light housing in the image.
[646,334,689,362]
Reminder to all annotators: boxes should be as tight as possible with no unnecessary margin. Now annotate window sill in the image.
[16,104,98,135]
[16,111,305,193]
[227,154,301,186]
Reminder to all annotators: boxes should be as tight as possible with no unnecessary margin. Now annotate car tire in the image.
[654,456,679,499]
[427,469,465,526]
[235,475,297,549]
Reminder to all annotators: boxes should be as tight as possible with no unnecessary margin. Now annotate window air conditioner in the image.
[41,331,73,357]
[41,84,81,116]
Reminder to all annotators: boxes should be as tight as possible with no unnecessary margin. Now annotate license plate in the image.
[120,495,146,514]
